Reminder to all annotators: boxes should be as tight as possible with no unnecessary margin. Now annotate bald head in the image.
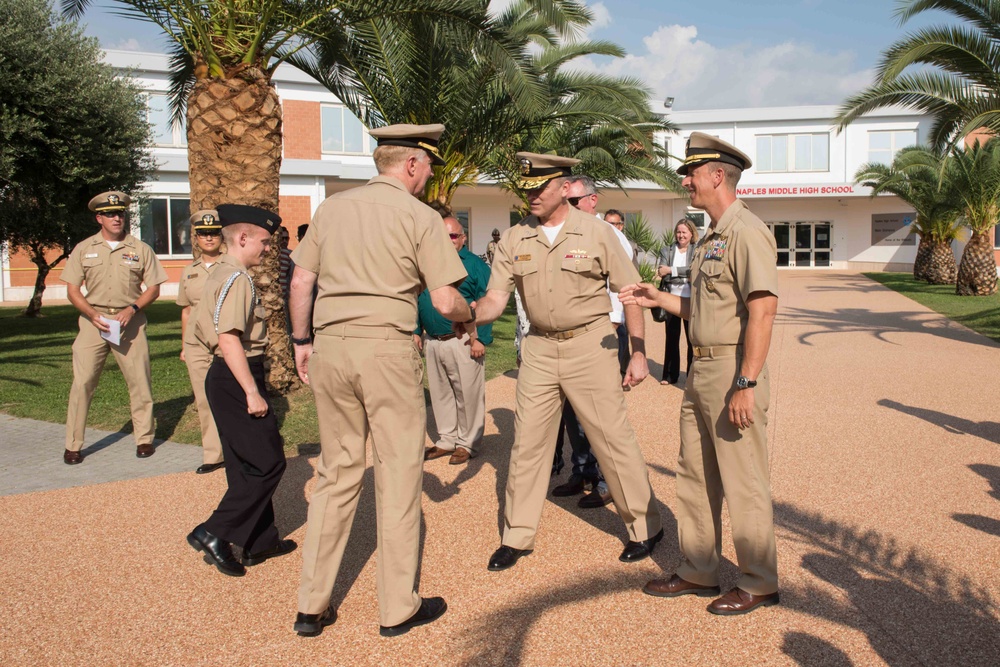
[443,216,465,251]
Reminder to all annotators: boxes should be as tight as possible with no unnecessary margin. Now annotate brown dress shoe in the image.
[707,588,780,615]
[64,449,83,465]
[136,443,155,458]
[448,448,472,465]
[643,574,721,598]
[424,446,452,461]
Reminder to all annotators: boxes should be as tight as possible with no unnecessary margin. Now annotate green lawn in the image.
[0,301,518,451]
[865,272,1000,343]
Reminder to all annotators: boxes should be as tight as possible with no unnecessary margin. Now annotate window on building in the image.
[868,129,917,166]
[137,196,191,256]
[321,105,372,154]
[147,92,186,147]
[452,209,471,246]
[756,133,828,172]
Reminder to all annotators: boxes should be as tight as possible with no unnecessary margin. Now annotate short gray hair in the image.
[566,175,596,195]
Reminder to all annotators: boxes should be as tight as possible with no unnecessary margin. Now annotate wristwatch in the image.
[290,335,312,345]
[735,376,757,389]
[130,304,140,313]
[462,306,477,324]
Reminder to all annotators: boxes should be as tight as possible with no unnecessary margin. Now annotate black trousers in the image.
[663,314,692,382]
[204,356,286,553]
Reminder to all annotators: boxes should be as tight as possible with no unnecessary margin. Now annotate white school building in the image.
[2,50,960,302]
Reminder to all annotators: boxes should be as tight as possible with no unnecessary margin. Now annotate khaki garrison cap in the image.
[515,152,580,190]
[216,204,282,233]
[369,123,446,166]
[676,132,752,176]
[189,209,221,231]
[88,191,131,212]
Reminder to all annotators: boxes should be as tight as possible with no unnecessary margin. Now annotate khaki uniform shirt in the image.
[488,206,640,332]
[177,258,222,345]
[191,254,268,357]
[61,232,167,307]
[688,199,778,348]
[292,175,466,333]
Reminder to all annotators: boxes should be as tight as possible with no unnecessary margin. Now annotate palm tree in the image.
[855,146,963,284]
[835,0,1000,150]
[63,0,521,390]
[296,0,678,215]
[948,139,1000,294]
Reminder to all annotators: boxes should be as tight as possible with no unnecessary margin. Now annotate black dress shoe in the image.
[619,528,664,563]
[294,604,337,637]
[196,461,225,474]
[379,597,447,637]
[186,523,245,576]
[578,488,612,508]
[552,474,588,497]
[64,449,83,465]
[242,539,297,566]
[487,545,532,571]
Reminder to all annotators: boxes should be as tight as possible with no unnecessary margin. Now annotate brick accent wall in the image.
[283,100,321,160]
[280,195,313,249]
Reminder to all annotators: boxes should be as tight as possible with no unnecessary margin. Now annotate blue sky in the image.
[78,0,945,110]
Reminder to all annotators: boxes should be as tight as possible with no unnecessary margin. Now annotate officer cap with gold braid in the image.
[88,191,131,213]
[515,152,580,190]
[189,209,221,232]
[676,132,752,176]
[369,123,446,166]
[216,204,282,233]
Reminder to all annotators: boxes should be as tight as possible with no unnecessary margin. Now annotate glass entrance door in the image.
[767,222,832,267]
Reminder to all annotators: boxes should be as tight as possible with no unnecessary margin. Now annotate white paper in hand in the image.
[100,317,121,346]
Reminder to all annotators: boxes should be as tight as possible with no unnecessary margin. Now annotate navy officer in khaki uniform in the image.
[621,133,780,615]
[289,123,472,638]
[61,191,167,464]
[177,210,225,474]
[469,153,663,571]
[186,204,295,578]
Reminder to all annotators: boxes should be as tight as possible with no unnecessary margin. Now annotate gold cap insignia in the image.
[201,214,215,225]
[108,194,120,206]
[519,158,533,175]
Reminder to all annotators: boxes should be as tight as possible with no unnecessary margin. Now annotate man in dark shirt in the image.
[418,216,493,465]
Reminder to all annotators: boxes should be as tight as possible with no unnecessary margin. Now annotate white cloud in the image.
[590,2,612,30]
[570,24,874,110]
[109,38,144,52]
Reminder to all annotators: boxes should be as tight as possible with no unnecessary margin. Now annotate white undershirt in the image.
[107,240,120,250]
[670,246,691,297]
[540,223,563,243]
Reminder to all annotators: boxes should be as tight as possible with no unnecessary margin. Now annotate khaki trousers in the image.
[424,336,485,453]
[183,341,223,465]
[676,354,778,595]
[503,320,661,549]
[298,333,424,626]
[65,312,155,451]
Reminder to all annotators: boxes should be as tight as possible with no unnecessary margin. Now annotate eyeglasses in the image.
[567,194,595,207]
[449,233,464,239]
[196,230,221,237]
[99,211,125,219]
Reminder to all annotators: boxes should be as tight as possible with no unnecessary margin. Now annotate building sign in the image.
[736,184,860,198]
[872,212,916,246]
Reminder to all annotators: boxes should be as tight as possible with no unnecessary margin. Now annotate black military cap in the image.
[216,204,282,232]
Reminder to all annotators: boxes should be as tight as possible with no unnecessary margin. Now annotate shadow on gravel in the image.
[778,306,998,348]
[877,398,1000,446]
[776,502,1000,667]
[952,463,1000,538]
[455,501,1000,667]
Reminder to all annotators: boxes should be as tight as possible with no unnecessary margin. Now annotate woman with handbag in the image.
[655,218,698,384]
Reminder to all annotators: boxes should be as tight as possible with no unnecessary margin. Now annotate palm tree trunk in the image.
[956,229,998,296]
[924,239,957,285]
[912,236,932,282]
[186,68,297,392]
